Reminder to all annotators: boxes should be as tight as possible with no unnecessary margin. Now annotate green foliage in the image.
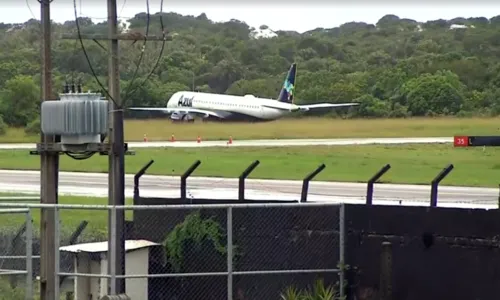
[0,116,8,136]
[0,277,41,300]
[24,118,40,135]
[0,75,39,127]
[2,13,500,120]
[280,279,340,300]
[163,210,227,272]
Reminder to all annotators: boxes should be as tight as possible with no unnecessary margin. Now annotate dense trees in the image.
[1,12,500,128]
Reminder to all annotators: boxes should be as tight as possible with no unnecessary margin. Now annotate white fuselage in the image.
[166,91,297,121]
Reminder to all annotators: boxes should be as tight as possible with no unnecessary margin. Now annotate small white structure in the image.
[59,239,161,300]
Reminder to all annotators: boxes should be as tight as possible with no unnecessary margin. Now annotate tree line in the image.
[1,13,500,130]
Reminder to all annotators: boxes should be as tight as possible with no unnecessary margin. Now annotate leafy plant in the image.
[280,279,339,300]
[163,210,228,272]
[280,286,302,300]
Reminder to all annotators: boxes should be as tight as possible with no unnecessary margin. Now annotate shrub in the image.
[24,118,40,135]
[0,116,7,136]
[162,210,228,272]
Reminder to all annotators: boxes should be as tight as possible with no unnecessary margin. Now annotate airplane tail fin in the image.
[277,63,297,104]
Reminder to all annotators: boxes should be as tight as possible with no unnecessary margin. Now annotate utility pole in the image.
[61,0,169,295]
[107,0,126,294]
[39,1,59,300]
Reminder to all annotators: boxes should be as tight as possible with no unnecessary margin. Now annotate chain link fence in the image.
[0,202,345,300]
[0,208,34,300]
[49,203,344,300]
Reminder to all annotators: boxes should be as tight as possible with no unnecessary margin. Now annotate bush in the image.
[162,211,228,272]
[0,116,7,136]
[24,118,40,135]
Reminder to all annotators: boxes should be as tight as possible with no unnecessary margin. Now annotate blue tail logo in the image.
[278,63,296,104]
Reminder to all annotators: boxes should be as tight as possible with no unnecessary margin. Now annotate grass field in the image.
[0,143,498,187]
[3,117,500,142]
[0,194,132,239]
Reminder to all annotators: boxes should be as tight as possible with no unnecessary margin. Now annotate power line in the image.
[119,0,127,17]
[128,0,167,96]
[73,0,167,109]
[73,0,119,108]
[26,0,37,20]
[123,0,151,101]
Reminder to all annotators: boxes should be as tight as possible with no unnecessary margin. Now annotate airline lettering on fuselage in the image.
[178,94,194,107]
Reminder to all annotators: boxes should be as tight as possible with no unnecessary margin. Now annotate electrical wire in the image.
[26,0,37,20]
[65,151,95,160]
[67,0,167,160]
[119,0,127,19]
[122,0,150,101]
[66,0,103,160]
[125,0,167,97]
[73,0,119,108]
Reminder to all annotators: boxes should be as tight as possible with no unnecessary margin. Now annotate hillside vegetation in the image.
[1,13,500,132]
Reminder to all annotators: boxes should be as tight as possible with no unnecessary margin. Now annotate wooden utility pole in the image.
[62,0,169,295]
[107,0,126,293]
[39,1,59,299]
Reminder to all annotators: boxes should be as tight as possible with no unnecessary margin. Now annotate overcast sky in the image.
[2,0,500,33]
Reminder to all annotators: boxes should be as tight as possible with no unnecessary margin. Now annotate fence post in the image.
[366,164,391,205]
[379,241,392,300]
[238,160,260,201]
[498,184,500,209]
[227,206,233,300]
[339,203,345,299]
[133,160,155,200]
[430,164,454,207]
[301,164,326,203]
[67,221,89,245]
[181,160,201,201]
[54,207,61,300]
[109,206,117,295]
[25,210,33,300]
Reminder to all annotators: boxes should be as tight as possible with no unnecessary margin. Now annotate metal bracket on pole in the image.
[430,164,454,207]
[180,160,201,201]
[100,294,131,300]
[366,164,391,205]
[238,160,260,201]
[28,142,135,156]
[301,164,326,203]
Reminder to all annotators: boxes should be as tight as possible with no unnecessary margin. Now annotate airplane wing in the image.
[127,107,225,118]
[295,103,359,111]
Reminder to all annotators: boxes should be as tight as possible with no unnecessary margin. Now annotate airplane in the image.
[127,63,360,122]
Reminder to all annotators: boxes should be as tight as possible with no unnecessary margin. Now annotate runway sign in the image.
[453,136,469,147]
[454,136,500,147]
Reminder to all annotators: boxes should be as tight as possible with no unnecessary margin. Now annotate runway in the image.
[0,170,496,209]
[0,137,453,149]
[0,136,483,209]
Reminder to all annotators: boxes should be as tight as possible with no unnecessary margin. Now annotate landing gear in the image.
[171,113,195,123]
[181,114,195,123]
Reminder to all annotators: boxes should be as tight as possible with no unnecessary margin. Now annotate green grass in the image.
[5,116,500,142]
[0,194,132,240]
[0,144,498,187]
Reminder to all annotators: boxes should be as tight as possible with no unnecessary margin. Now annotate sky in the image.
[2,0,500,33]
